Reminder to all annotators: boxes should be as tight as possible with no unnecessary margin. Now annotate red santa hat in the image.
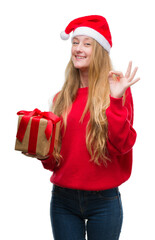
[60,15,112,53]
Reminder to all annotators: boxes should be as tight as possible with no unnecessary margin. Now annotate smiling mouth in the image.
[75,56,86,59]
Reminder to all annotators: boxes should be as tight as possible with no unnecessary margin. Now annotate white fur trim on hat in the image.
[72,27,111,52]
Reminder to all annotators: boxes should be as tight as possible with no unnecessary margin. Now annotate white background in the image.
[0,0,154,239]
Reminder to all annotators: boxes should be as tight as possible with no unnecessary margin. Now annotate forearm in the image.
[41,155,57,172]
[106,93,137,155]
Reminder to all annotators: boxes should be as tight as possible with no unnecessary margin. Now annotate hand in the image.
[108,61,140,98]
[22,152,49,160]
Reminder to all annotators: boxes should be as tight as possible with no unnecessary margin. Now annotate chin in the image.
[73,63,88,70]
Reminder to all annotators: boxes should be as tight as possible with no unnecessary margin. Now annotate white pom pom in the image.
[60,31,70,40]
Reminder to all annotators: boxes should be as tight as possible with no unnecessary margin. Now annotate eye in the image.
[85,43,91,46]
[72,41,78,45]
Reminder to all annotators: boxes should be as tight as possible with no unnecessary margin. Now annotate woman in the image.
[40,15,140,240]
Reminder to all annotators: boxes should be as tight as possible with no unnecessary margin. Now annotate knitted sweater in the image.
[41,87,137,190]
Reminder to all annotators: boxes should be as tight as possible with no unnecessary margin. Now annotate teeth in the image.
[76,56,85,59]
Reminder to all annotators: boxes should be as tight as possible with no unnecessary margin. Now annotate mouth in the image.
[75,55,86,59]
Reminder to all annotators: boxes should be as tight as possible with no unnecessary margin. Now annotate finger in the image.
[37,155,50,160]
[112,74,120,81]
[128,77,140,87]
[22,152,28,156]
[125,61,132,78]
[22,152,36,158]
[128,67,138,82]
[108,71,113,78]
[110,71,124,79]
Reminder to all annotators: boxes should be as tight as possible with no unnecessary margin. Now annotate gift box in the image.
[15,108,61,157]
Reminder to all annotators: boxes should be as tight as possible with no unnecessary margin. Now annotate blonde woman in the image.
[40,15,140,240]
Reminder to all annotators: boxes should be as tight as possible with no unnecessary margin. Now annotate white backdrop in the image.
[1,0,154,239]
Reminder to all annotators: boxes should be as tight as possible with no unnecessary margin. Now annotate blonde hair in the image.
[51,40,125,167]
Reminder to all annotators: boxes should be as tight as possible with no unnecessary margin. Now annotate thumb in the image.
[108,71,113,78]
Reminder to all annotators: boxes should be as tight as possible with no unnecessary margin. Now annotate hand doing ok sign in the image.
[108,61,140,98]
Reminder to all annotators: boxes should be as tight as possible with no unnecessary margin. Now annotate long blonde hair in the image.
[51,40,124,166]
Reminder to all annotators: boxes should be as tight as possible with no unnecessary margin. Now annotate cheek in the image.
[71,46,75,55]
[71,47,73,55]
[71,49,76,61]
[87,52,92,63]
[71,49,75,62]
[85,48,92,62]
[88,48,93,57]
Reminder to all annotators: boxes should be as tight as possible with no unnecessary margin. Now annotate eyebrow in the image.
[84,37,92,40]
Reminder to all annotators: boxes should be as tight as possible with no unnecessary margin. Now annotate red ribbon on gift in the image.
[16,108,61,155]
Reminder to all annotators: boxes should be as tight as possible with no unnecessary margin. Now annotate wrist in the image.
[110,93,123,99]
[108,95,124,113]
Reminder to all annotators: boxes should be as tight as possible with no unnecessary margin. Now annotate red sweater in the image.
[41,87,137,190]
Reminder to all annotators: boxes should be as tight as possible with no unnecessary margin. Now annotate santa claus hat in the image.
[60,15,112,53]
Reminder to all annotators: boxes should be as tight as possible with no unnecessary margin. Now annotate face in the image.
[71,35,93,72]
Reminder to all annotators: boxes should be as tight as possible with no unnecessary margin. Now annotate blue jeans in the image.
[50,185,123,240]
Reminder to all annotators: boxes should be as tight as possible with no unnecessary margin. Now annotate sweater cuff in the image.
[40,156,51,163]
[109,95,123,112]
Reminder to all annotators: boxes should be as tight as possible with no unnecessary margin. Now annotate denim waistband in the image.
[53,184,119,196]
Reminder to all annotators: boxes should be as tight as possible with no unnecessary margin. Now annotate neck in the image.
[79,69,89,88]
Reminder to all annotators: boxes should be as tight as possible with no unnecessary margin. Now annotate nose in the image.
[76,43,83,52]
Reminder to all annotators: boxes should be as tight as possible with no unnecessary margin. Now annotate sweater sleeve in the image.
[41,91,61,171]
[105,87,137,156]
[41,155,57,172]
